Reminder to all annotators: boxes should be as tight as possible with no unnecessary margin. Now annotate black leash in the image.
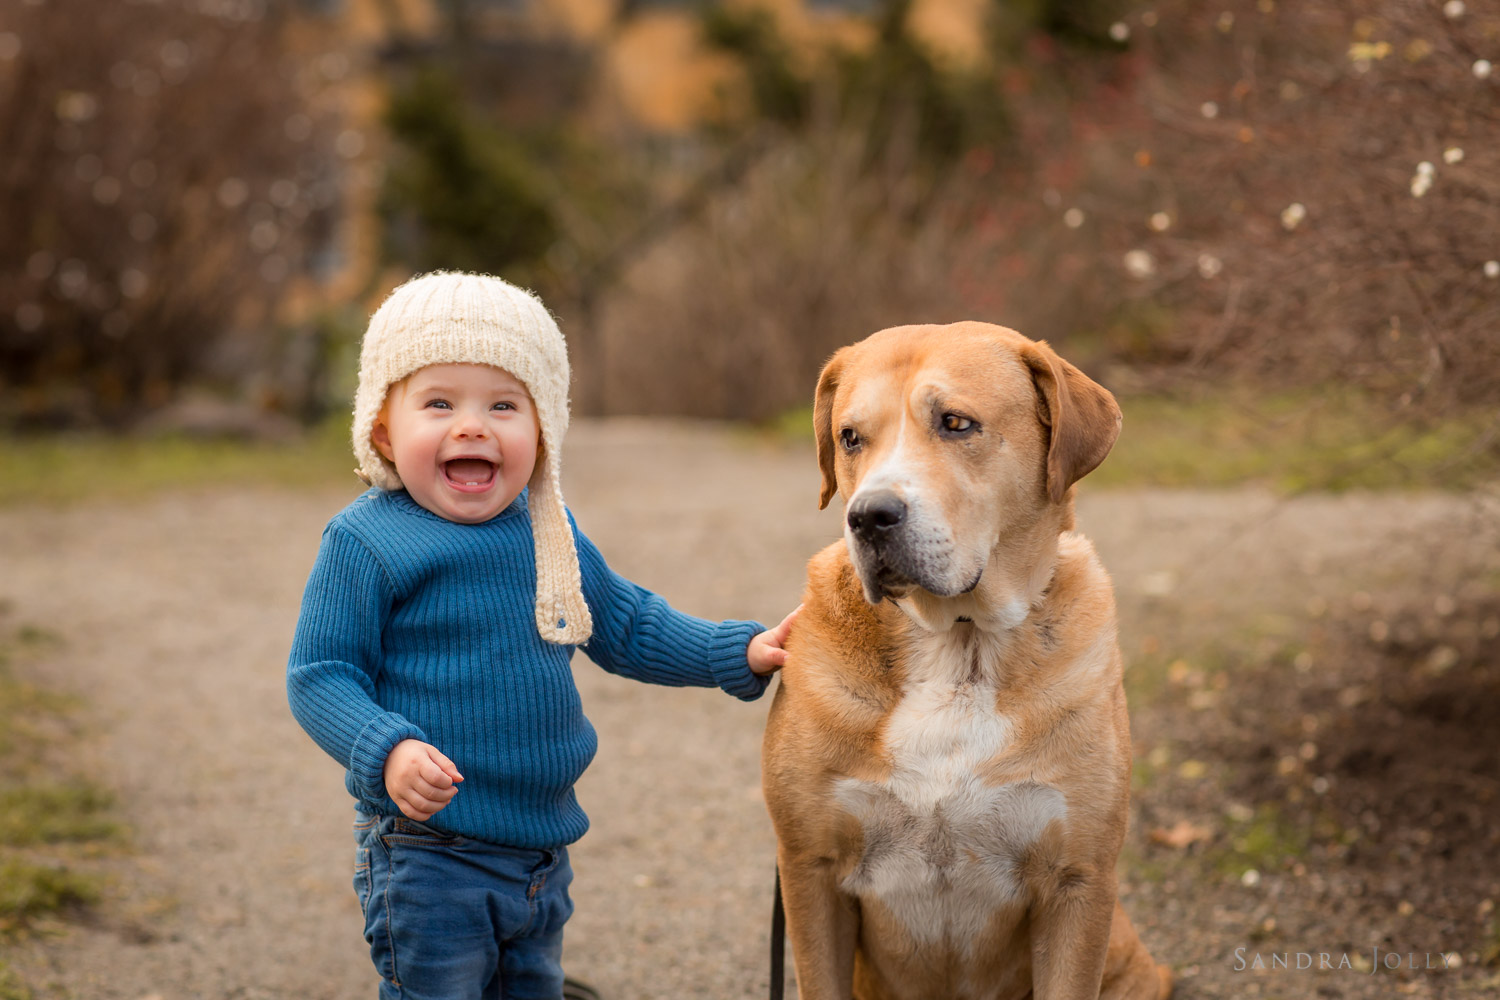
[770,865,786,1000]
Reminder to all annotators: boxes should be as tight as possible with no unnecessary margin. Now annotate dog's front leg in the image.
[1028,869,1117,1000]
[777,851,860,1000]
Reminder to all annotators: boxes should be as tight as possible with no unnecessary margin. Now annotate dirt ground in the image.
[2,419,1498,999]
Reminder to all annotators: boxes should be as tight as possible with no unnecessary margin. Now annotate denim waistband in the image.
[355,810,564,867]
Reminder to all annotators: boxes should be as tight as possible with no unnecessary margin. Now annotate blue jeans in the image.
[353,812,574,1000]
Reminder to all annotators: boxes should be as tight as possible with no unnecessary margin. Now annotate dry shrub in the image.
[1054,0,1500,407]
[0,0,341,428]
[586,108,1012,420]
[587,1,1500,424]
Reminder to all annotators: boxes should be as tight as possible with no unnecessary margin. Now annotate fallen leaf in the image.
[1149,820,1214,849]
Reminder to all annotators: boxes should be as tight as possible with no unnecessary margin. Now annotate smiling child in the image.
[286,272,795,1000]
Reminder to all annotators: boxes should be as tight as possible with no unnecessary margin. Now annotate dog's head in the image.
[814,322,1121,605]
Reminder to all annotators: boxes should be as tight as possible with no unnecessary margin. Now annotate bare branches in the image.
[0,0,341,427]
[1078,0,1500,407]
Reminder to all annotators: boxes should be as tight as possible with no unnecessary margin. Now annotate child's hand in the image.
[383,739,464,821]
[748,605,802,676]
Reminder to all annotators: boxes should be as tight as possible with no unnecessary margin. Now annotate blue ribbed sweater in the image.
[287,488,767,849]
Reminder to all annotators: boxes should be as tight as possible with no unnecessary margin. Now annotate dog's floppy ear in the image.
[1022,340,1122,504]
[813,349,847,510]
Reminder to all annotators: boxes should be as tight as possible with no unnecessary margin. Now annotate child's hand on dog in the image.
[384,739,464,821]
[748,606,802,675]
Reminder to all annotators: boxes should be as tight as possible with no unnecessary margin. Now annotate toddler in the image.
[287,272,794,1000]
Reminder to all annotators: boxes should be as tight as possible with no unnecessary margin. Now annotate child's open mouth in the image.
[442,459,498,492]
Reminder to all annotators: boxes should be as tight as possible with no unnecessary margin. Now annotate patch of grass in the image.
[0,961,33,1000]
[1099,388,1498,492]
[764,387,1499,492]
[0,784,121,847]
[763,406,817,444]
[1207,803,1318,878]
[1124,644,1240,705]
[0,661,77,759]
[1482,917,1500,968]
[1229,806,1309,870]
[1118,841,1170,886]
[1130,752,1157,793]
[0,619,123,954]
[0,857,101,933]
[0,416,356,507]
[12,627,58,649]
[1123,653,1175,703]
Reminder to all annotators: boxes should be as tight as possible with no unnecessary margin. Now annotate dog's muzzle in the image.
[847,491,908,541]
[847,490,978,603]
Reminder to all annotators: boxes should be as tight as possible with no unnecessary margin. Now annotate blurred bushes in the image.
[700,0,1013,166]
[700,5,810,127]
[576,0,1103,419]
[0,0,341,430]
[1057,0,1500,411]
[590,119,962,418]
[584,0,1499,429]
[378,68,557,276]
[4,0,1495,447]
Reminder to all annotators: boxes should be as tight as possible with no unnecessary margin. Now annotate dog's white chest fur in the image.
[833,629,1067,948]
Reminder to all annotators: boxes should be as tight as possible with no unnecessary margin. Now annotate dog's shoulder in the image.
[794,540,900,674]
[1034,530,1119,657]
[1054,529,1114,596]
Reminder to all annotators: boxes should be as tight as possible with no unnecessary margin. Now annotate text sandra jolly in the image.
[1233,947,1458,973]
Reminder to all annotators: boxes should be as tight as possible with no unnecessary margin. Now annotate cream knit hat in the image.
[352,271,593,646]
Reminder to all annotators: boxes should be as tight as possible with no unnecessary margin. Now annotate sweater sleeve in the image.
[286,522,427,801]
[573,522,770,701]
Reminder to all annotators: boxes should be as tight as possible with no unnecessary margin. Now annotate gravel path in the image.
[2,419,1495,999]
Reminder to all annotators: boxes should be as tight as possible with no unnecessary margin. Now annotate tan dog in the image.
[763,323,1171,1000]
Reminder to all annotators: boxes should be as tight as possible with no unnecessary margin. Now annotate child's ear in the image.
[371,412,395,463]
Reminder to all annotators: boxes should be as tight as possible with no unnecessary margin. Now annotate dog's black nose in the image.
[847,491,907,538]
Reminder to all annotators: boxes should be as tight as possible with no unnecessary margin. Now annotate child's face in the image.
[371,363,541,524]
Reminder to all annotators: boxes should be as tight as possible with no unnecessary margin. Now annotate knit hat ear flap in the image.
[351,271,594,646]
[528,444,593,646]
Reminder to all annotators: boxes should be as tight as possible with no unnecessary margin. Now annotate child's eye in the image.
[425,399,451,410]
[491,401,515,412]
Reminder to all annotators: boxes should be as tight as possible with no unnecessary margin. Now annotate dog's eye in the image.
[840,427,861,451]
[941,413,977,434]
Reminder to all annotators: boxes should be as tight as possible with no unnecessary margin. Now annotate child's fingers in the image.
[426,746,464,784]
[772,604,803,642]
[395,791,436,821]
[748,634,788,675]
[398,780,455,816]
[418,755,455,789]
[417,747,463,788]
[409,773,458,803]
